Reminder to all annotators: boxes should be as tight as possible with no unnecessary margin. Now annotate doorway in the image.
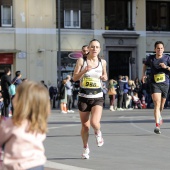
[108,51,131,80]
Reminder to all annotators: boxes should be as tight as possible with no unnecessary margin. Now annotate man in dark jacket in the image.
[12,70,22,88]
[117,75,127,111]
[1,67,11,117]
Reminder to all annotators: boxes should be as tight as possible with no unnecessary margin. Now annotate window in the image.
[105,0,133,30]
[146,1,170,31]
[1,5,12,26]
[56,0,91,29]
[64,10,80,28]
[0,0,13,27]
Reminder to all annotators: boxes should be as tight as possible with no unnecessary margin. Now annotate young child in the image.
[0,81,50,170]
[132,92,142,109]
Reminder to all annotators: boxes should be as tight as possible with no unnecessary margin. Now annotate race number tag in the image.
[82,77,101,88]
[154,73,165,83]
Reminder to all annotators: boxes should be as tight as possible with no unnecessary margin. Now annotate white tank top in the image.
[79,58,103,98]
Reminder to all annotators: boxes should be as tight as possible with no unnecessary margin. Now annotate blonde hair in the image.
[128,80,133,86]
[12,81,50,134]
[109,79,114,84]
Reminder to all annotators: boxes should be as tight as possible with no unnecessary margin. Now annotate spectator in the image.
[126,80,136,109]
[65,75,74,113]
[72,80,80,108]
[122,76,131,109]
[59,79,67,114]
[108,79,117,111]
[117,75,127,111]
[41,80,48,89]
[134,77,142,100]
[11,71,23,114]
[102,81,108,108]
[132,92,142,109]
[1,67,11,118]
[12,71,22,88]
[49,84,58,109]
[81,45,89,57]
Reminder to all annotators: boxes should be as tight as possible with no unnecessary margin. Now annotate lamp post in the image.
[57,0,61,81]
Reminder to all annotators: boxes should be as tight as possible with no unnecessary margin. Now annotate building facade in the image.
[0,0,170,85]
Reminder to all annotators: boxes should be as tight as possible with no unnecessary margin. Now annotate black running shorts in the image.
[150,83,169,98]
[78,96,104,112]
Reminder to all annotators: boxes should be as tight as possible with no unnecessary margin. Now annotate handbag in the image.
[108,87,117,95]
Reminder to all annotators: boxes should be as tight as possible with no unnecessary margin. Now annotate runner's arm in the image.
[100,59,108,81]
[73,58,91,82]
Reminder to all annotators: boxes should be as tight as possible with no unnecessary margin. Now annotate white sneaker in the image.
[81,147,90,159]
[61,111,67,114]
[70,110,75,113]
[95,132,104,147]
[117,108,124,111]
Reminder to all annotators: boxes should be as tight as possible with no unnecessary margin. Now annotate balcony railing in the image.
[146,25,170,31]
[105,22,135,31]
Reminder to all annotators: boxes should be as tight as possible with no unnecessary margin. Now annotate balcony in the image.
[105,22,135,31]
[146,25,170,31]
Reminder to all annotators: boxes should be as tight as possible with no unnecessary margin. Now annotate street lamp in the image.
[57,0,61,81]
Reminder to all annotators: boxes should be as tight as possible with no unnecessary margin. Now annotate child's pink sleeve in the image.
[0,119,12,147]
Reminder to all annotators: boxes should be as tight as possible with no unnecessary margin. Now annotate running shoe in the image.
[96,132,104,147]
[159,116,163,126]
[154,126,161,134]
[81,147,90,159]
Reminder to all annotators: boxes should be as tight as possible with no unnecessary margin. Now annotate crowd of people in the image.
[106,75,151,111]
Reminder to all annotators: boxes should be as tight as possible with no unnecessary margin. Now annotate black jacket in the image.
[1,74,11,95]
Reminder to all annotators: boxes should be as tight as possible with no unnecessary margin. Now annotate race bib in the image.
[154,73,165,83]
[81,77,101,88]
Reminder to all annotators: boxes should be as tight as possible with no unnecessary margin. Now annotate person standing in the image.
[65,75,74,113]
[102,81,108,108]
[59,79,68,114]
[11,71,23,113]
[73,39,108,159]
[108,79,117,111]
[12,71,22,88]
[49,84,58,109]
[1,67,11,118]
[81,45,89,57]
[117,75,127,111]
[142,41,170,134]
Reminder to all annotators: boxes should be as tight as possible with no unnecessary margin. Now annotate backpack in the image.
[8,84,16,96]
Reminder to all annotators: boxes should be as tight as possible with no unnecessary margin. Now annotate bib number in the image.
[82,77,101,88]
[154,73,165,83]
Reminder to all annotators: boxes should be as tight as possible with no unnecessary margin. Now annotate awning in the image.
[0,49,21,53]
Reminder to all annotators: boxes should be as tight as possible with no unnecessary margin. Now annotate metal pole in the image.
[57,0,61,81]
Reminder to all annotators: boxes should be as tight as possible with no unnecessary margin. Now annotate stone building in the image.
[0,0,170,85]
